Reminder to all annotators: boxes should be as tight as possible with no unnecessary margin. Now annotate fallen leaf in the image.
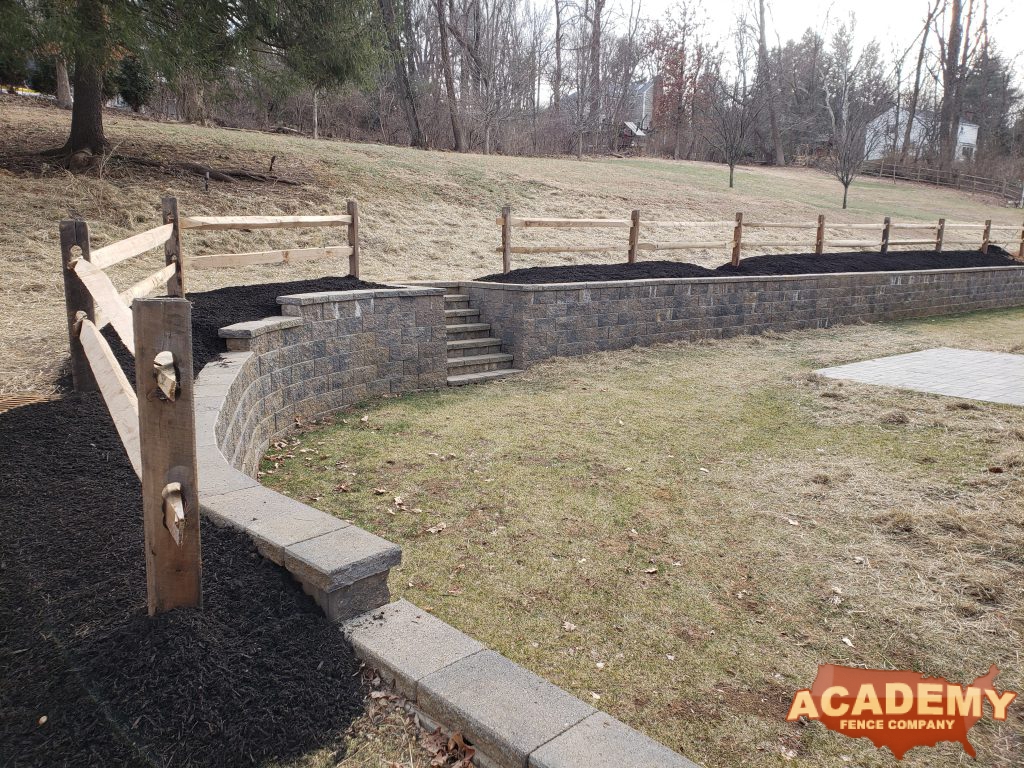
[360,415,369,423]
[427,522,447,534]
[644,567,659,575]
[988,466,1004,473]
[590,692,601,700]
[596,661,605,669]
[373,487,387,495]
[841,636,854,648]
[787,518,800,526]
[562,621,577,631]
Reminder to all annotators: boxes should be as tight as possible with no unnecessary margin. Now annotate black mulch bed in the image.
[0,394,369,767]
[100,275,387,385]
[477,248,1019,284]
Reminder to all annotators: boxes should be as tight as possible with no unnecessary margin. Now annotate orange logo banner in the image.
[786,665,1017,760]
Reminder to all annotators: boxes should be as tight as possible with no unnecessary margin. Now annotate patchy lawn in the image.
[264,308,1024,768]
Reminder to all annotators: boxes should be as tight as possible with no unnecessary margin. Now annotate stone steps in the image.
[446,336,503,358]
[444,294,521,386]
[446,368,524,386]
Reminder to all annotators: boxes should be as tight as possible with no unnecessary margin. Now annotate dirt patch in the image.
[0,394,369,767]
[477,249,1019,284]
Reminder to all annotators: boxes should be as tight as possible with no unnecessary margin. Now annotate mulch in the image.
[4,277,394,766]
[477,248,1020,284]
[0,393,369,767]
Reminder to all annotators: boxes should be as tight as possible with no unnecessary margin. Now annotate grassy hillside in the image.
[1,97,1021,393]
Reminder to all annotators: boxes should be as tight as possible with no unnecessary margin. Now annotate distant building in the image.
[865,106,978,161]
[627,79,658,132]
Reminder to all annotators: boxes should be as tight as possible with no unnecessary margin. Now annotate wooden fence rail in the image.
[863,160,1024,205]
[495,206,1024,273]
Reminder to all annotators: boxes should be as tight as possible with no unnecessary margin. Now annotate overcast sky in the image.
[632,0,1024,75]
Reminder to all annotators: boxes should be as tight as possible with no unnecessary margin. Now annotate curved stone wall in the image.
[193,286,447,620]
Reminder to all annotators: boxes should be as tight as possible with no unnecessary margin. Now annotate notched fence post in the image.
[347,199,360,278]
[161,196,186,297]
[133,297,202,615]
[60,219,97,392]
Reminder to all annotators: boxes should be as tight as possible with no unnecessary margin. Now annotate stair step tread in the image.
[446,323,491,333]
[447,369,524,386]
[444,294,469,301]
[445,308,480,317]
[446,353,513,367]
[447,337,501,348]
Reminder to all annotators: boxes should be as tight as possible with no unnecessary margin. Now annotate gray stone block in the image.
[201,484,348,563]
[344,599,484,699]
[284,525,402,591]
[529,712,699,768]
[418,650,595,768]
[219,316,304,339]
[197,445,259,496]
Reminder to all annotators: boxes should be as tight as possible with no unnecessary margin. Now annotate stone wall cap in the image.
[343,599,485,699]
[284,525,403,590]
[218,316,304,338]
[277,286,446,305]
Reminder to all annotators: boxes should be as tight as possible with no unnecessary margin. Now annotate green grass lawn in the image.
[264,308,1024,768]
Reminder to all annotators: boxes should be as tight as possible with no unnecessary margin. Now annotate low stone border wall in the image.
[459,266,1024,367]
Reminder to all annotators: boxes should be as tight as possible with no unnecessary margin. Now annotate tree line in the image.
[1,0,1020,203]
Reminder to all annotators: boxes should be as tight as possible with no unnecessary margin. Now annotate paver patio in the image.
[816,347,1024,406]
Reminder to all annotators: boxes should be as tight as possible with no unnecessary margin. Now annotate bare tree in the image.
[755,0,785,165]
[900,0,940,163]
[433,0,466,150]
[708,25,761,188]
[821,20,884,208]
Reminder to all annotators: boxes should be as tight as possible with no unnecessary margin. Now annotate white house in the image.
[865,106,978,161]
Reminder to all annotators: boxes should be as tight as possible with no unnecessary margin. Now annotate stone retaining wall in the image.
[461,266,1024,367]
[193,286,447,621]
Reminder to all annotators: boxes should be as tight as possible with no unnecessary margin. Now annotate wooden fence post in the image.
[60,220,97,392]
[881,216,891,255]
[501,205,512,274]
[347,199,360,278]
[731,212,743,266]
[133,298,201,616]
[935,218,945,252]
[815,214,825,255]
[981,219,992,254]
[161,196,185,297]
[628,209,641,263]
[1018,222,1024,261]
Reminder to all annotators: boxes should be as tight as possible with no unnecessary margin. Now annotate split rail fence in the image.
[863,160,1024,205]
[496,206,1024,273]
[57,196,362,615]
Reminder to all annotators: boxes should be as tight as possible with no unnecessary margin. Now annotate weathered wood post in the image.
[347,199,360,278]
[731,212,743,267]
[1017,222,1024,261]
[815,214,825,256]
[133,297,201,616]
[935,218,946,252]
[981,219,992,255]
[501,205,513,274]
[628,209,641,264]
[60,220,97,392]
[881,216,892,255]
[161,196,185,297]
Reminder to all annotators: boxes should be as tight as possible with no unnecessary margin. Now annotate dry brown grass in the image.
[266,309,1024,768]
[2,98,1022,394]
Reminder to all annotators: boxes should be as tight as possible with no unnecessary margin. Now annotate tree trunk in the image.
[379,0,425,148]
[842,183,849,209]
[938,0,963,171]
[552,0,563,114]
[900,7,933,164]
[758,0,785,166]
[55,58,72,109]
[729,164,735,188]
[67,57,105,154]
[587,0,605,129]
[434,0,465,152]
[178,72,210,125]
[312,89,319,139]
